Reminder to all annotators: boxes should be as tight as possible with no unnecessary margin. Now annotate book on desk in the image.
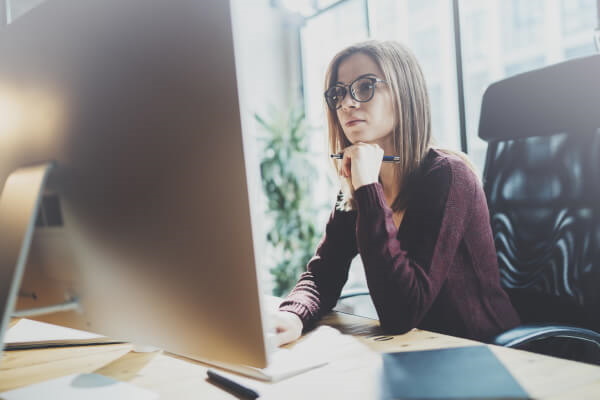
[379,345,529,399]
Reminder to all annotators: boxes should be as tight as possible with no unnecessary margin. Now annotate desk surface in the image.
[2,312,600,399]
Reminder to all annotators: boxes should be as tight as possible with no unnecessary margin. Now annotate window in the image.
[463,71,489,169]
[317,0,343,8]
[565,42,597,58]
[408,0,438,13]
[504,56,546,76]
[463,9,487,61]
[6,0,45,23]
[562,0,597,35]
[460,0,598,172]
[502,0,545,51]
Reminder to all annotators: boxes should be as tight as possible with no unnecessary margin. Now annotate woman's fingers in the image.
[270,311,303,347]
[341,150,352,177]
[338,143,383,187]
[340,143,360,177]
[274,327,297,347]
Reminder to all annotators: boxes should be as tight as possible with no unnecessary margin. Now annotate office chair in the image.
[479,54,600,363]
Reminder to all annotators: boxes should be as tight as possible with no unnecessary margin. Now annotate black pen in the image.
[330,153,401,162]
[207,369,259,399]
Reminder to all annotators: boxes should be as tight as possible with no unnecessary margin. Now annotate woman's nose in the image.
[339,91,358,110]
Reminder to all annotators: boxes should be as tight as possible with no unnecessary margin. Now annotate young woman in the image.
[273,40,519,346]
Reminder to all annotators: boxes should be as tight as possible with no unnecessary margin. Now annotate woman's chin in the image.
[345,133,370,144]
[345,131,393,146]
[348,137,375,145]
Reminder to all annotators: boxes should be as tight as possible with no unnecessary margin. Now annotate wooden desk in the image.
[2,312,600,399]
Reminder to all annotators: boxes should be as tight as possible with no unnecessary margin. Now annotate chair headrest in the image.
[478,54,600,142]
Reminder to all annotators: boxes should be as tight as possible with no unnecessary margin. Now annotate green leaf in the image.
[255,105,326,296]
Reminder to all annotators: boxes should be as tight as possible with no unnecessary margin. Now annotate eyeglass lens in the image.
[326,77,376,110]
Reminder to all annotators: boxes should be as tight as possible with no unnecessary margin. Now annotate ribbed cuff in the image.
[354,182,387,211]
[278,302,312,329]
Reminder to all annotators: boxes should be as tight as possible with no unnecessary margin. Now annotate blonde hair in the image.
[325,40,432,212]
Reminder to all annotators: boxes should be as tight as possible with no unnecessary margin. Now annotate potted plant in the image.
[255,106,323,297]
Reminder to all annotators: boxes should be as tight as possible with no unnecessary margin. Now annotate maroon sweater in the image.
[279,149,520,342]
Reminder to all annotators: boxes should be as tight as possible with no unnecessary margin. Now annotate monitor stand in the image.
[0,162,79,357]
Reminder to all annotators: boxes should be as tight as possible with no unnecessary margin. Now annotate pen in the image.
[330,153,401,162]
[207,369,259,399]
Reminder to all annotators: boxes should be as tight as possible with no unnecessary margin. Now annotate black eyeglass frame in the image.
[324,75,388,111]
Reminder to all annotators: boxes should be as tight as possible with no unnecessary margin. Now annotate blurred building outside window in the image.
[460,0,598,171]
[5,0,45,23]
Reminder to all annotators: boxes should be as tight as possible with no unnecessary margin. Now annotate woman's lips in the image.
[345,119,365,127]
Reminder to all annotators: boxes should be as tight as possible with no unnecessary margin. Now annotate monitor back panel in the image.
[0,0,267,367]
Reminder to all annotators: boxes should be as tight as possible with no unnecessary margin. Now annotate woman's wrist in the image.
[354,182,387,211]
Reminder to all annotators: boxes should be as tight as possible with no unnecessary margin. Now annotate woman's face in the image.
[334,52,395,148]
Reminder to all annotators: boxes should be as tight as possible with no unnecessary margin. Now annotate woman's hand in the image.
[340,142,384,190]
[271,311,303,347]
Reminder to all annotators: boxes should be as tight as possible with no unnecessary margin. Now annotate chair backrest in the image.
[478,54,600,331]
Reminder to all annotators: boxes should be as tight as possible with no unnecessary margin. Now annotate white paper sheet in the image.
[5,319,104,344]
[0,374,158,400]
[3,296,292,347]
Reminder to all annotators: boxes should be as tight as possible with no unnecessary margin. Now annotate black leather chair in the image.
[479,54,600,363]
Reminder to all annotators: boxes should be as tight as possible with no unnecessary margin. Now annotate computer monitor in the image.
[0,0,271,368]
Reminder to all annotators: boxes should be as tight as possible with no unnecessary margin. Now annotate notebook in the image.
[4,319,122,350]
[379,345,529,399]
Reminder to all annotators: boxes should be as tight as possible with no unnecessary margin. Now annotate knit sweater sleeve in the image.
[354,158,477,334]
[278,206,358,330]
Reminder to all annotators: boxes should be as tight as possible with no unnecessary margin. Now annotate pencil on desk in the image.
[207,370,259,400]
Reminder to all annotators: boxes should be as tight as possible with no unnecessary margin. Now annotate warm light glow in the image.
[0,83,65,144]
[0,86,25,137]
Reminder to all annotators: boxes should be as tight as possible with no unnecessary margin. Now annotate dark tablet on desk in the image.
[379,345,529,399]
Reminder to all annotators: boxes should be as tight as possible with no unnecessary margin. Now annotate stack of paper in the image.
[4,319,119,349]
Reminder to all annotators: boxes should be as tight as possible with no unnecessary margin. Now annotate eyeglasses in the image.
[324,75,387,111]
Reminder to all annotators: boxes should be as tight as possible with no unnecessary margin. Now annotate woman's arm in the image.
[354,158,476,333]
[278,206,358,330]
